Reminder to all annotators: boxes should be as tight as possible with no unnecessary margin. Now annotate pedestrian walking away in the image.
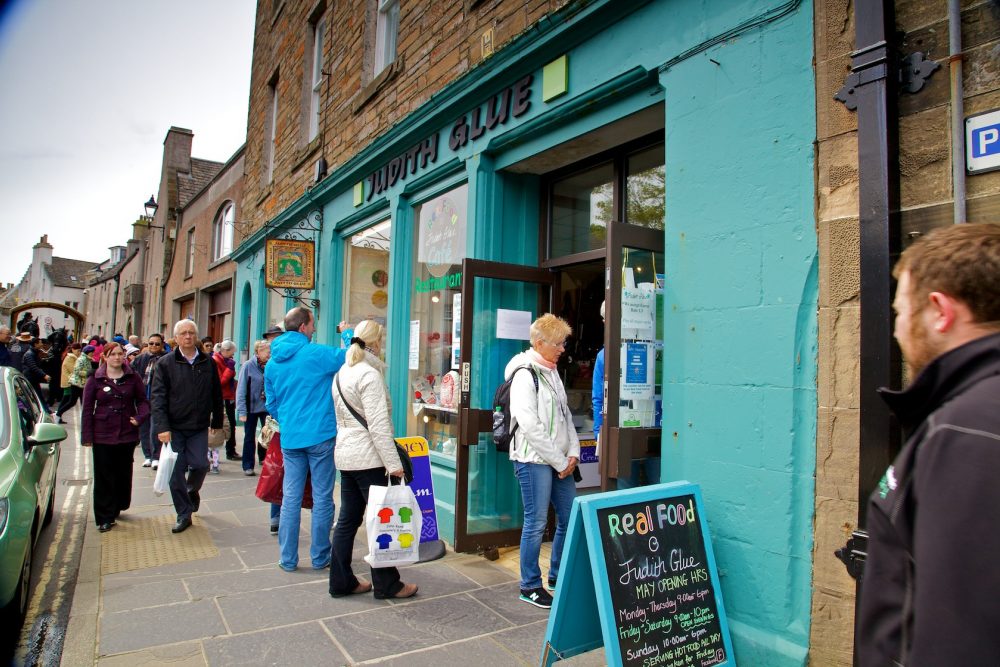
[856,224,1000,666]
[329,320,418,600]
[264,306,346,571]
[151,320,224,534]
[505,314,579,610]
[55,342,83,422]
[237,339,271,476]
[81,342,151,532]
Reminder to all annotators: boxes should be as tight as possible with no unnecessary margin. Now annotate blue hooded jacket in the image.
[264,331,346,449]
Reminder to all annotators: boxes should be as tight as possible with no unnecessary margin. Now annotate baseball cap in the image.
[124,344,140,356]
[263,325,284,339]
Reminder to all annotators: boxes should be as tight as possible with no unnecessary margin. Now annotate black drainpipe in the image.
[832,0,902,589]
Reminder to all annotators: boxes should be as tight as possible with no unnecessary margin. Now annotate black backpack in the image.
[492,365,538,452]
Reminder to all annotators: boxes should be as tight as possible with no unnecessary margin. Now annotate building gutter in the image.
[948,0,966,224]
[833,0,902,621]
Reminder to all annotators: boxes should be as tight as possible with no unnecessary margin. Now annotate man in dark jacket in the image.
[151,320,223,534]
[7,331,32,373]
[132,333,168,467]
[857,223,1000,666]
[22,337,53,411]
[16,312,39,338]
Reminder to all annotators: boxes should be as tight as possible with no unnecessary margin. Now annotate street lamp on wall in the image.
[144,195,159,218]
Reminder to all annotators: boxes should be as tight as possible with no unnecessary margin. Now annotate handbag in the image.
[153,442,178,496]
[363,476,422,568]
[335,374,413,484]
[207,411,231,449]
[254,429,314,509]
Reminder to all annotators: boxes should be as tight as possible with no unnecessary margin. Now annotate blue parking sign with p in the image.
[966,110,1000,173]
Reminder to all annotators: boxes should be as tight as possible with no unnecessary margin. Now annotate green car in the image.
[0,367,64,624]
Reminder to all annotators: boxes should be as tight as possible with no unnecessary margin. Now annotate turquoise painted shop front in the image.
[233,0,816,662]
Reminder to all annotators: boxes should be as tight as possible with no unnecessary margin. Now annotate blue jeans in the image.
[279,438,335,569]
[514,461,575,591]
[242,412,268,471]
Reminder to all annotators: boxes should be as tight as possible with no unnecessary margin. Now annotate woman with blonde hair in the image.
[505,313,580,609]
[328,319,418,599]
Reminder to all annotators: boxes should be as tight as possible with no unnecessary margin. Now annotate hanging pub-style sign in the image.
[265,238,316,290]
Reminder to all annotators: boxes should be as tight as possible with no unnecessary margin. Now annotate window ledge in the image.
[208,256,231,271]
[292,137,323,173]
[255,185,273,208]
[352,56,404,115]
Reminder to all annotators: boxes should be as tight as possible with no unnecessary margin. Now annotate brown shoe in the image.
[393,583,418,598]
[351,581,373,594]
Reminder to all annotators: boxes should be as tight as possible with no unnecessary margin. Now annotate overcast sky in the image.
[0,0,255,286]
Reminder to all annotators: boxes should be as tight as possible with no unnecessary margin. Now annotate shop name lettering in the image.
[608,500,696,538]
[415,272,462,293]
[448,74,533,151]
[366,136,440,201]
[365,75,533,202]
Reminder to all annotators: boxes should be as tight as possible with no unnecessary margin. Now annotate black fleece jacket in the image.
[857,332,1000,667]
[150,347,223,434]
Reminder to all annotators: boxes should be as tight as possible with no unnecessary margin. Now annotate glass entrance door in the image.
[455,258,554,553]
[602,223,665,489]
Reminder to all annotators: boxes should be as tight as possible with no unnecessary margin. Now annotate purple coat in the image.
[81,364,151,445]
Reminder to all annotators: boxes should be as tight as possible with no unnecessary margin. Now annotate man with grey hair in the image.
[0,325,11,367]
[265,306,346,570]
[151,319,224,534]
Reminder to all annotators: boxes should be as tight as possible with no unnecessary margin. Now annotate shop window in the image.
[406,184,468,458]
[626,145,665,229]
[549,162,613,257]
[344,218,391,327]
[212,202,235,261]
[373,0,399,77]
[267,287,285,329]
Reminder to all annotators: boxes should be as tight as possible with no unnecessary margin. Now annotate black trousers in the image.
[329,467,403,598]
[92,443,137,525]
[56,386,82,417]
[224,400,237,457]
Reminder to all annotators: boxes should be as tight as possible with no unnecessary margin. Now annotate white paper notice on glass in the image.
[621,286,655,338]
[408,320,420,370]
[496,309,532,340]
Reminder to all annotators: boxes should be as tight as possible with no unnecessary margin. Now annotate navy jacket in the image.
[150,348,224,433]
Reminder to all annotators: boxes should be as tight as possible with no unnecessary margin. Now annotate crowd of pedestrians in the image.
[0,306,585,611]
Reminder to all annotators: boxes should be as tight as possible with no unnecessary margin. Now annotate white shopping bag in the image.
[153,442,178,496]
[364,477,422,568]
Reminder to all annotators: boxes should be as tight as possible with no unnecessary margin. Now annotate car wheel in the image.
[43,482,56,527]
[0,536,32,625]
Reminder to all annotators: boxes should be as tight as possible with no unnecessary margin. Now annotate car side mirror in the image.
[28,422,68,447]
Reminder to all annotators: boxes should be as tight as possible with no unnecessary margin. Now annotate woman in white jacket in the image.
[328,320,418,600]
[506,313,580,609]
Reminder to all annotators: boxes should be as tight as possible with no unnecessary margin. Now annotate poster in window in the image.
[266,239,315,290]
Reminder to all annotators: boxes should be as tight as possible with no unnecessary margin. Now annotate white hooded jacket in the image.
[331,351,402,472]
[504,350,581,471]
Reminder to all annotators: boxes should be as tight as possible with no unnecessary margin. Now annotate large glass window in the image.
[344,218,390,327]
[626,145,665,229]
[406,184,468,459]
[549,162,613,257]
[267,286,285,329]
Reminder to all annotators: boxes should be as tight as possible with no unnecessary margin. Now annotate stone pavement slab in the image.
[64,425,608,666]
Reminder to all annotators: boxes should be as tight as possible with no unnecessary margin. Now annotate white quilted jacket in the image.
[331,352,402,473]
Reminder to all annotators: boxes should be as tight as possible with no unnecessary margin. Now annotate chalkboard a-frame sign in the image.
[541,482,735,667]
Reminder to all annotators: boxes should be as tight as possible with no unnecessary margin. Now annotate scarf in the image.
[528,348,557,371]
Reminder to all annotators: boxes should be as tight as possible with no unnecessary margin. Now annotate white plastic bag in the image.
[153,442,178,496]
[364,477,422,568]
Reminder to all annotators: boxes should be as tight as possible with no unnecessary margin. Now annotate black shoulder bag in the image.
[335,373,413,484]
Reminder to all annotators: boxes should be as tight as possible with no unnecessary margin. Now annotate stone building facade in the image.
[811,0,1000,664]
[160,146,244,347]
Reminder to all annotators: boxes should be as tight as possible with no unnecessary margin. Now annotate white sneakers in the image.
[142,459,152,468]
